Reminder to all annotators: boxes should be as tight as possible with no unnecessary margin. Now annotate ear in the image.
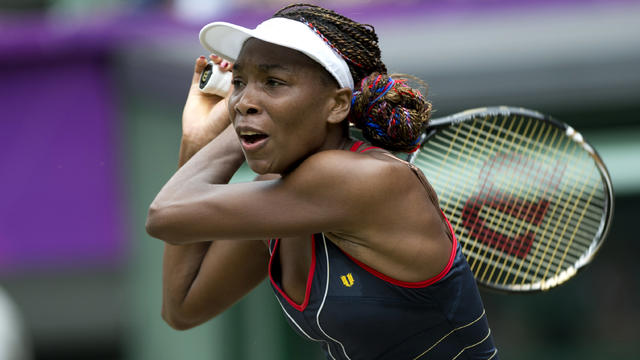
[326,87,352,125]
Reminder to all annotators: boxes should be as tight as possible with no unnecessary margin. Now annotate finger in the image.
[192,55,208,85]
[211,55,233,72]
[220,60,233,72]
[209,54,223,65]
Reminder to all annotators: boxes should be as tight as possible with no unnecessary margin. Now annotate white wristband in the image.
[198,61,232,96]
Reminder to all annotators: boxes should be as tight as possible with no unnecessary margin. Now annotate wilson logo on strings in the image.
[461,152,565,259]
[340,273,355,287]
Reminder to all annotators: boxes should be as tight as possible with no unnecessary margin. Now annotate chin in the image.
[247,163,268,175]
[247,158,278,176]
[246,150,305,176]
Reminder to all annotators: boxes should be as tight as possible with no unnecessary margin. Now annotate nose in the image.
[234,85,261,116]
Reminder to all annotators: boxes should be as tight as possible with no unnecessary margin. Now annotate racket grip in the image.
[198,61,231,97]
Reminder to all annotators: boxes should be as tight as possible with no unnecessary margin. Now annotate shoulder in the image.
[287,148,418,203]
[298,148,388,175]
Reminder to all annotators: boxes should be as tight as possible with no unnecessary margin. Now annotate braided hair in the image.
[273,3,431,152]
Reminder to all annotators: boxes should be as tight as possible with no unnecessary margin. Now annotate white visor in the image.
[199,17,354,89]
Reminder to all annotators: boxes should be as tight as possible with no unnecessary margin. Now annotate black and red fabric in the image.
[267,145,498,360]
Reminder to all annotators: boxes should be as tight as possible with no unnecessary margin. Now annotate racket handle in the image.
[198,61,231,97]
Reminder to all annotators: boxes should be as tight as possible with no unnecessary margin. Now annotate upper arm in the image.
[148,150,392,244]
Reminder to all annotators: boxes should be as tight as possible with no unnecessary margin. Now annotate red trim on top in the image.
[349,141,381,153]
[360,146,380,152]
[268,236,317,312]
[349,141,364,152]
[340,213,458,289]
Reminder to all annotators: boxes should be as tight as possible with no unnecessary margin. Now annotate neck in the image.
[318,122,351,152]
[281,123,351,176]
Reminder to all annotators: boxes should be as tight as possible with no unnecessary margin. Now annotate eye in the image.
[231,77,245,88]
[266,78,285,87]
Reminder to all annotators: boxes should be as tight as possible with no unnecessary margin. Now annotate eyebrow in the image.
[233,63,294,74]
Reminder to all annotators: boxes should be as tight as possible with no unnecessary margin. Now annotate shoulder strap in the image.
[349,141,364,152]
[349,140,381,153]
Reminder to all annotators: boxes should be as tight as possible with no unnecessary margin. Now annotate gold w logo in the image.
[340,273,355,287]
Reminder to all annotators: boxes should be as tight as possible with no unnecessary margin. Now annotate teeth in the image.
[241,131,262,136]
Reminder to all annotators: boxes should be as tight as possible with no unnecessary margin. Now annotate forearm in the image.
[153,57,252,330]
[146,125,244,243]
[160,129,220,328]
[178,116,230,167]
[161,241,211,330]
[178,136,208,168]
[164,124,243,194]
[161,239,270,330]
[159,126,245,328]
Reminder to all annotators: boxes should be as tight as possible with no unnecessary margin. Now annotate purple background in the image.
[0,55,124,271]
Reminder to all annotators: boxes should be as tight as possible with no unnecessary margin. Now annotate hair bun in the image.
[349,73,431,152]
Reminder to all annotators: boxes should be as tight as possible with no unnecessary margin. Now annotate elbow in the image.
[145,200,208,245]
[162,310,198,331]
[145,202,166,240]
[161,304,216,331]
[145,202,181,245]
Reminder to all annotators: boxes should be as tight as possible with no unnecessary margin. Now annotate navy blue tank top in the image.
[268,143,498,360]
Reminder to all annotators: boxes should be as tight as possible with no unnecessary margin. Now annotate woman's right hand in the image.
[181,55,233,147]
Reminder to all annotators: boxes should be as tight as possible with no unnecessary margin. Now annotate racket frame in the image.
[414,106,614,292]
[351,106,614,292]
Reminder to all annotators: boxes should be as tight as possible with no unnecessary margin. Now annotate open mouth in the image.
[240,132,268,144]
[239,130,269,149]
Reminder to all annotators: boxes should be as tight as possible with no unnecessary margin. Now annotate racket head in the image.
[415,106,614,292]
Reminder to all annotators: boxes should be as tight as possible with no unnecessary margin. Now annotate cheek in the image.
[227,96,239,121]
[269,84,335,143]
[227,105,234,123]
[288,91,332,126]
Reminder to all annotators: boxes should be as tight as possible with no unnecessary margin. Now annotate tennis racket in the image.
[355,106,614,292]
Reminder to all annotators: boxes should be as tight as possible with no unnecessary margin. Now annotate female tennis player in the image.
[146,4,498,359]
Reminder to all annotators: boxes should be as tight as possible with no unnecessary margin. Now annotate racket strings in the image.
[492,120,577,285]
[514,137,583,284]
[540,161,602,280]
[425,120,488,263]
[424,116,530,282]
[467,117,526,279]
[424,120,602,190]
[415,114,606,289]
[471,204,600,257]
[479,119,567,284]
[414,164,602,254]
[503,120,604,283]
[422,173,605,245]
[419,120,604,212]
[430,118,500,258]
[527,137,600,283]
[484,119,553,284]
[420,142,605,225]
[551,185,601,278]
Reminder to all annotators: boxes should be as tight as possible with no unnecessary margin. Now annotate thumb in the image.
[191,56,209,86]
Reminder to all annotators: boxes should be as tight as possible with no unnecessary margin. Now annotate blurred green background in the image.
[0,0,639,359]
